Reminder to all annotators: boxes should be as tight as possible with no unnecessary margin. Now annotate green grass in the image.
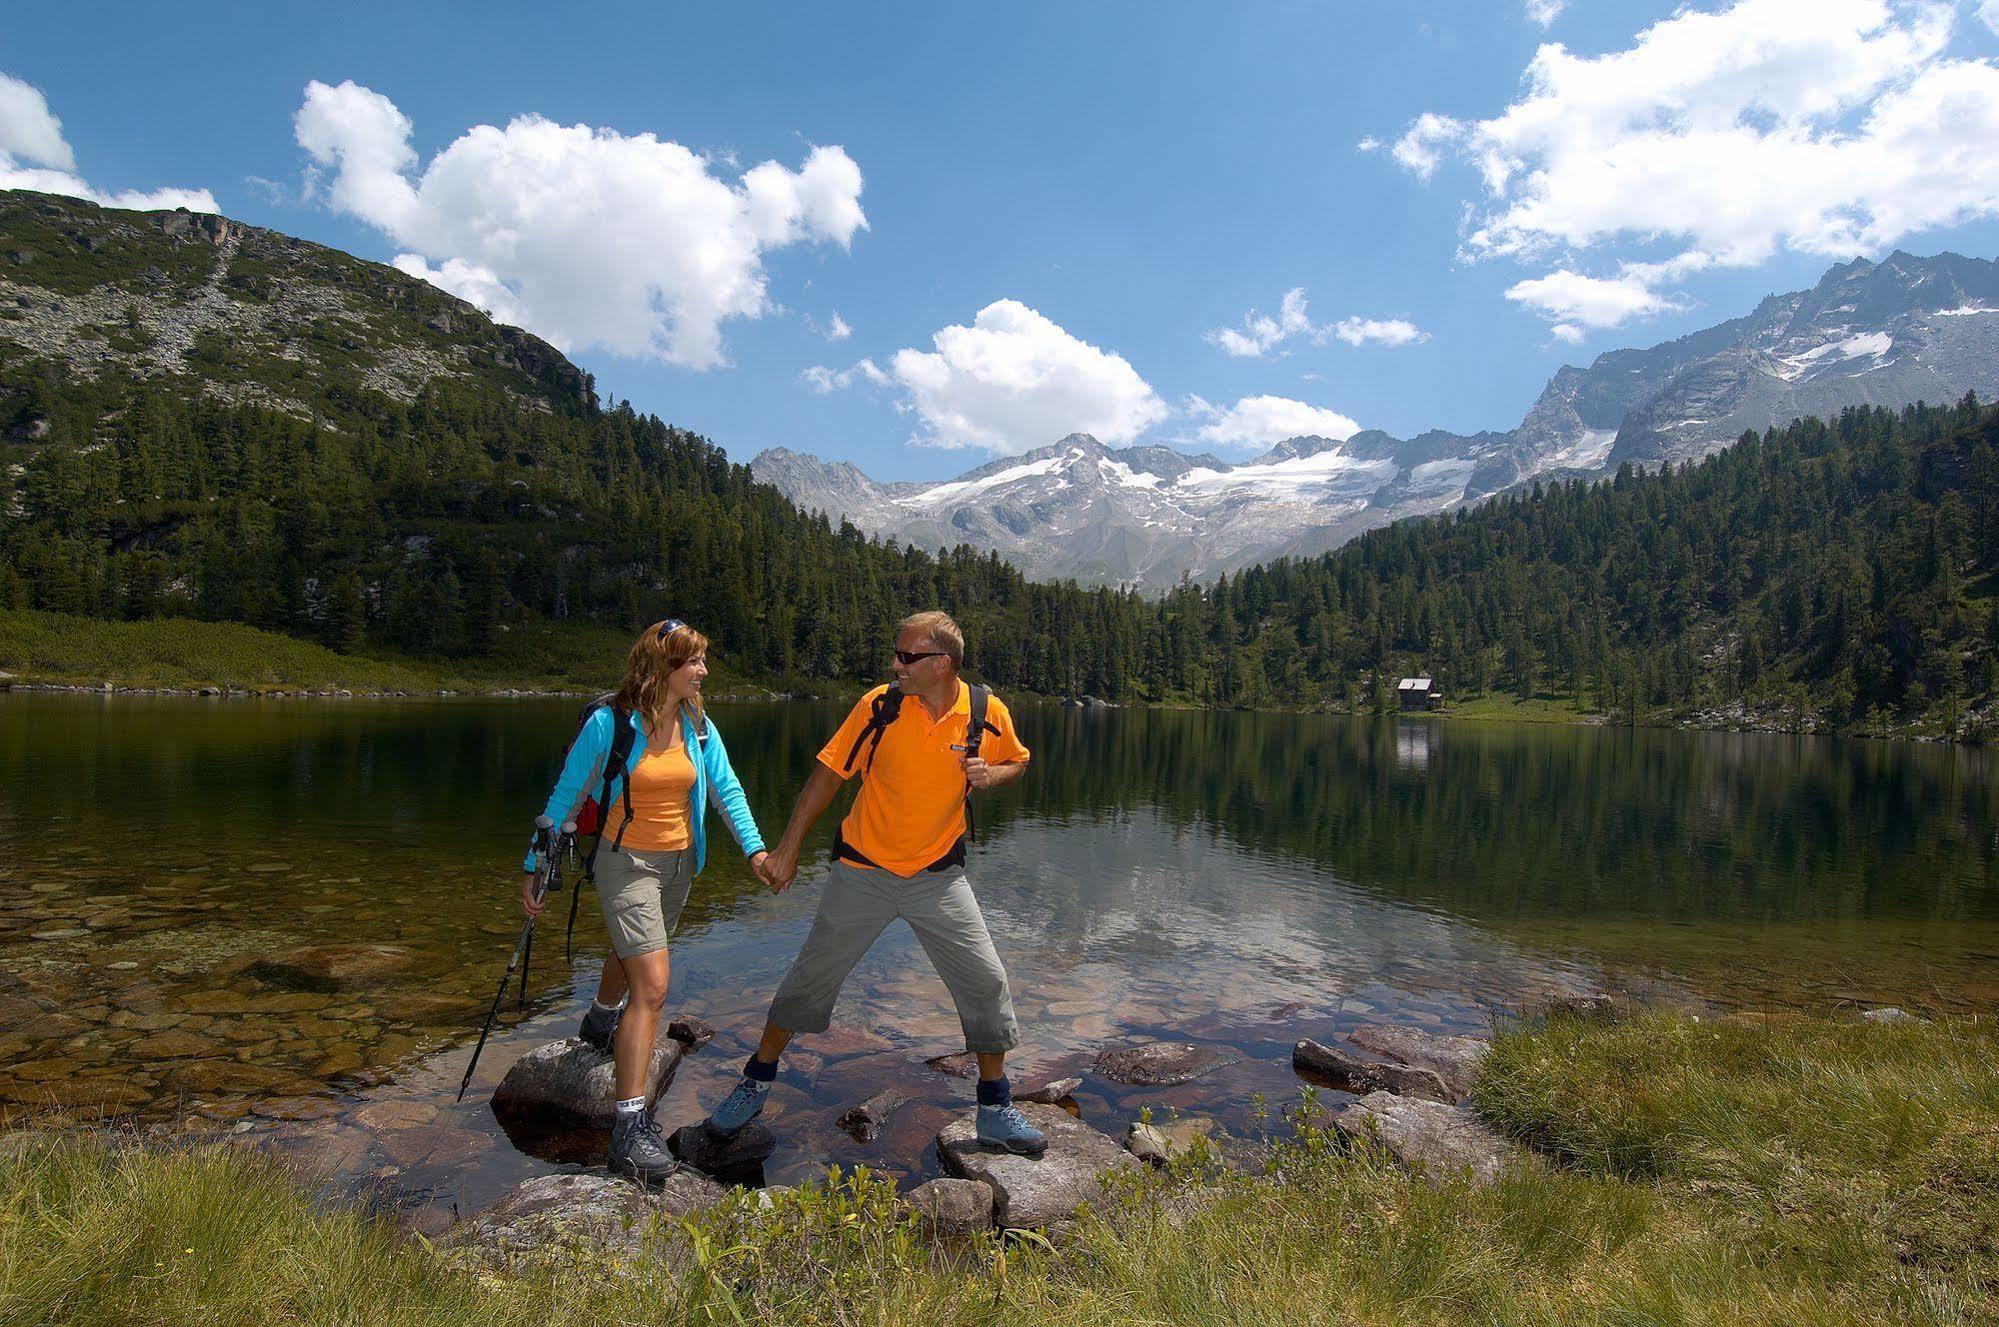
[4,1013,1995,1326]
[1436,691,1605,725]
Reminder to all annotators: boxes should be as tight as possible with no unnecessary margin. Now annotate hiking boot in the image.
[608,1110,676,1186]
[706,1075,770,1138]
[578,1000,623,1054]
[976,1103,1047,1155]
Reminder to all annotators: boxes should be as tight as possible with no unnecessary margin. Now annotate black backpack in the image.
[833,682,1000,871]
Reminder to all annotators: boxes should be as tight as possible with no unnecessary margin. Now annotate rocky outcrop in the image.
[900,1177,995,1235]
[491,1038,682,1129]
[1344,1024,1490,1100]
[1334,1092,1520,1185]
[936,1103,1139,1228]
[1092,1041,1242,1086]
[1293,1038,1452,1103]
[449,1170,726,1265]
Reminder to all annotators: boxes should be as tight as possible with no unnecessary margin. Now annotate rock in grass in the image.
[450,1170,726,1264]
[1124,1121,1169,1166]
[1344,1024,1489,1100]
[1861,1006,1927,1025]
[937,1103,1139,1228]
[1092,1041,1241,1086]
[1293,1038,1452,1103]
[1333,1091,1518,1185]
[900,1177,994,1235]
[668,1120,775,1183]
[491,1038,682,1129]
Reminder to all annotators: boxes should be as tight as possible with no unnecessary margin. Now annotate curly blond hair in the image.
[615,620,709,736]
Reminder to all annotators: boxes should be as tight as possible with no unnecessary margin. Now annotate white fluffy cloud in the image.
[1980,0,1999,33]
[1525,0,1566,27]
[294,79,866,369]
[890,300,1168,452]
[826,312,853,341]
[0,71,215,212]
[1208,288,1428,356]
[802,358,888,393]
[1504,269,1685,337]
[1378,0,1999,331]
[1190,394,1363,449]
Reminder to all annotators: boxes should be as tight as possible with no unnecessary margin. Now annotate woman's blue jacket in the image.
[522,706,765,874]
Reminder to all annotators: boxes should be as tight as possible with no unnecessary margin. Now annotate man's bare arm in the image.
[761,762,846,890]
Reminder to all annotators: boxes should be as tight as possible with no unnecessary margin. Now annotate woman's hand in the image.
[519,871,547,918]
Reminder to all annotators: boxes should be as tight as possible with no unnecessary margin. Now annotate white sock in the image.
[615,1096,647,1116]
[593,996,628,1014]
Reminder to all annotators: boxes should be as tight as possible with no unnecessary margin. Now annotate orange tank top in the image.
[610,737,695,851]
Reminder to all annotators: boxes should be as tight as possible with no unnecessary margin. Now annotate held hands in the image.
[518,871,546,919]
[753,848,799,893]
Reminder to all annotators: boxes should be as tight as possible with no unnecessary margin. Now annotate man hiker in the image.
[714,610,1046,1154]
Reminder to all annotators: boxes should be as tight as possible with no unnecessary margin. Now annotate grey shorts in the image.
[593,846,693,959]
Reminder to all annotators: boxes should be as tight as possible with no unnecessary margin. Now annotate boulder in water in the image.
[937,1103,1138,1228]
[492,1038,682,1129]
[1092,1041,1241,1086]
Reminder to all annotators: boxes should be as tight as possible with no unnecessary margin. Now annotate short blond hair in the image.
[899,610,964,668]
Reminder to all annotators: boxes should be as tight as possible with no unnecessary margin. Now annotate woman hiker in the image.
[518,618,768,1184]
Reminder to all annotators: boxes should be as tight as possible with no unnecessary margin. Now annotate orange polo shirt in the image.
[817,680,1029,875]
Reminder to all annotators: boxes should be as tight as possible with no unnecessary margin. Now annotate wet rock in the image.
[900,1177,994,1235]
[804,1025,895,1057]
[1333,1091,1519,1185]
[666,1017,714,1048]
[1530,992,1619,1022]
[1124,1116,1214,1167]
[1861,1006,1927,1026]
[1092,1041,1241,1086]
[246,944,415,993]
[937,1103,1139,1228]
[668,1120,776,1184]
[1018,1076,1083,1104]
[924,1051,978,1078]
[450,1170,726,1265]
[353,1099,438,1130]
[128,1029,229,1060]
[1345,1025,1489,1100]
[1293,1039,1452,1103]
[492,1038,683,1129]
[837,1087,909,1142]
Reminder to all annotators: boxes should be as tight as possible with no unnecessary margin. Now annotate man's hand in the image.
[759,845,800,892]
[518,871,546,918]
[961,754,997,790]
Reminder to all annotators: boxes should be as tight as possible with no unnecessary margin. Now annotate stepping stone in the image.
[1018,1076,1082,1104]
[1293,1038,1452,1102]
[900,1177,994,1235]
[936,1102,1138,1228]
[1344,1024,1489,1100]
[668,1120,776,1184]
[1092,1041,1241,1086]
[667,1017,715,1047]
[449,1170,726,1265]
[1334,1091,1520,1185]
[491,1038,682,1129]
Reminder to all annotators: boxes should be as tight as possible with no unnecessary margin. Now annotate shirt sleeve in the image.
[982,695,1030,765]
[524,707,610,871]
[815,686,889,780]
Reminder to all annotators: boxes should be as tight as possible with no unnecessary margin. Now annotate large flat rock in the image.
[1334,1091,1519,1185]
[1293,1038,1452,1103]
[1344,1024,1489,1100]
[246,944,414,992]
[449,1170,726,1264]
[491,1038,682,1129]
[936,1103,1139,1228]
[1091,1041,1242,1086]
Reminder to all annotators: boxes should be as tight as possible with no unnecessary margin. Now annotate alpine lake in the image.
[3,693,1996,1232]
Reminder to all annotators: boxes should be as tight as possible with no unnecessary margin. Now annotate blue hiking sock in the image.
[976,1076,1011,1107]
[743,1053,779,1083]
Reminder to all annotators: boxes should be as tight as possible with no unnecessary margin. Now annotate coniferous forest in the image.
[2,346,1994,739]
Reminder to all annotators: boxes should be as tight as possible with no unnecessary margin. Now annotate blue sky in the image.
[7,1,1999,479]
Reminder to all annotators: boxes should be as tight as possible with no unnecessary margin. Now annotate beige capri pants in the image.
[593,846,694,959]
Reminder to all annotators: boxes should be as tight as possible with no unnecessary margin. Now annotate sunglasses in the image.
[656,617,689,641]
[894,650,946,665]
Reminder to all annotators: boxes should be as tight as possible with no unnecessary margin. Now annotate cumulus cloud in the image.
[294,79,866,369]
[1525,0,1566,27]
[1375,0,1999,329]
[1189,394,1363,449]
[0,71,215,212]
[1981,0,1999,33]
[802,358,889,393]
[1208,288,1429,356]
[1331,316,1429,347]
[826,312,853,341]
[890,299,1168,452]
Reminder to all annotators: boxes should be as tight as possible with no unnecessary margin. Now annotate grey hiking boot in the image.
[608,1110,676,1186]
[578,1000,623,1054]
[976,1103,1047,1155]
[706,1075,770,1137]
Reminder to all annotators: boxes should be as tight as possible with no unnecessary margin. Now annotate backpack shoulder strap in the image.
[842,683,905,775]
[963,684,995,759]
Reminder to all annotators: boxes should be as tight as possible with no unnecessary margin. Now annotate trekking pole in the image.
[457,815,576,1102]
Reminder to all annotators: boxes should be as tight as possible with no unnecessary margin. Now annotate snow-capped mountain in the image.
[754,251,1999,590]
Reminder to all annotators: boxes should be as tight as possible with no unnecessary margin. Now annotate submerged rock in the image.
[1018,1076,1083,1104]
[924,1051,978,1078]
[900,1177,994,1235]
[491,1038,682,1129]
[836,1087,909,1142]
[1293,1038,1452,1103]
[450,1170,726,1264]
[1092,1041,1241,1086]
[936,1103,1139,1228]
[1344,1024,1489,1100]
[246,944,415,993]
[1333,1091,1519,1185]
[668,1120,776,1184]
